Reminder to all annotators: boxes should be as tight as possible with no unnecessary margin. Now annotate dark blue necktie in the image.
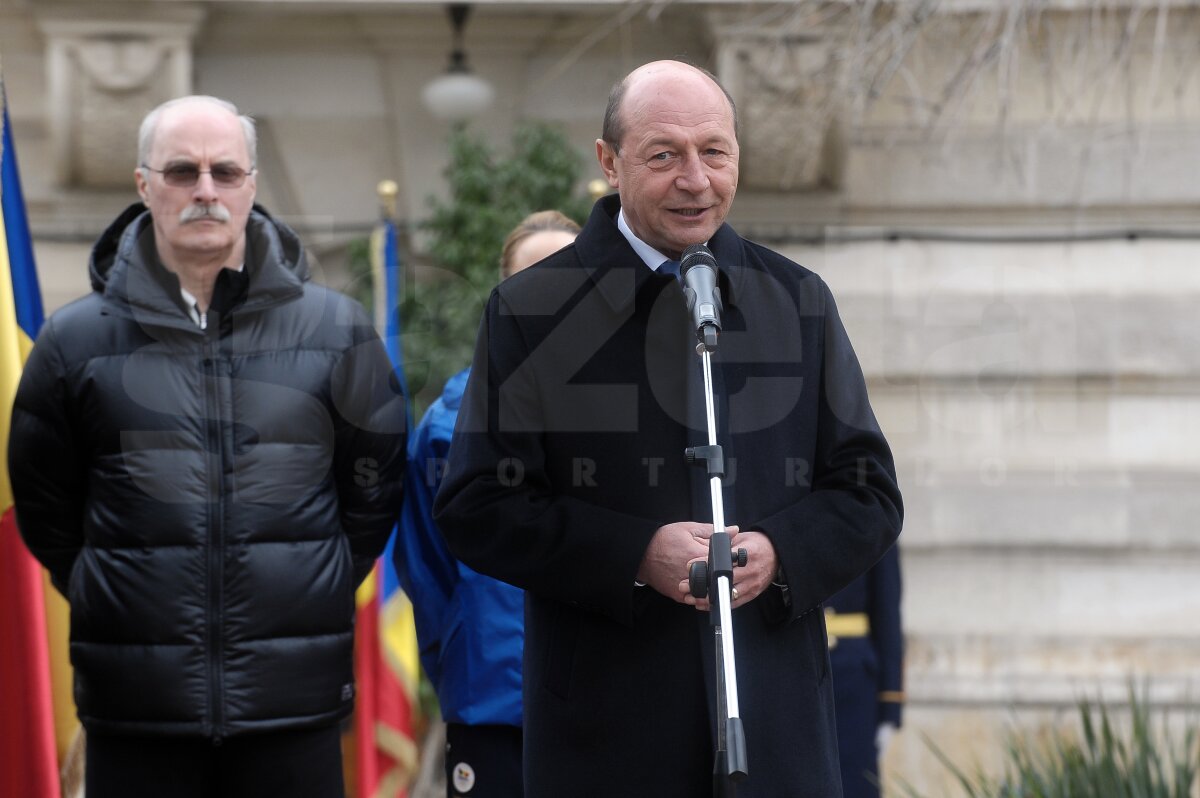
[659,259,681,281]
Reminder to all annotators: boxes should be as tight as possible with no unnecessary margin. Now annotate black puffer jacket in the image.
[8,204,406,738]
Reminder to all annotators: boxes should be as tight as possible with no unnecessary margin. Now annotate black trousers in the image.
[444,723,523,798]
[85,724,345,798]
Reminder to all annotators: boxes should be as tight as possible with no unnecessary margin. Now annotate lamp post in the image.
[421,4,494,122]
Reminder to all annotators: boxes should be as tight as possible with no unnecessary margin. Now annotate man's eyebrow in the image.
[160,156,242,165]
[638,136,678,150]
[699,132,735,147]
[637,132,733,150]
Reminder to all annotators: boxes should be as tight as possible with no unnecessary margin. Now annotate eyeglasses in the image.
[141,162,256,188]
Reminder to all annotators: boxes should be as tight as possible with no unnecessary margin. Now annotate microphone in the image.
[680,243,723,351]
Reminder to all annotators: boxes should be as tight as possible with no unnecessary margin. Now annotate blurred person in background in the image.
[396,210,580,798]
[827,544,904,798]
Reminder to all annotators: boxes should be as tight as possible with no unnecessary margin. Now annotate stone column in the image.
[36,4,205,188]
[707,9,843,192]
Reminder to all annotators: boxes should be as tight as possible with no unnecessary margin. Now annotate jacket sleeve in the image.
[393,396,460,687]
[870,544,904,727]
[330,302,408,586]
[754,278,903,621]
[433,291,660,625]
[7,320,87,595]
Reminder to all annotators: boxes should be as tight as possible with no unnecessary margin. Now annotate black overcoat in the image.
[435,196,902,797]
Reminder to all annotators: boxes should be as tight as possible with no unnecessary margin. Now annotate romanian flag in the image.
[354,555,422,797]
[1,77,62,798]
[353,193,421,797]
[369,190,406,378]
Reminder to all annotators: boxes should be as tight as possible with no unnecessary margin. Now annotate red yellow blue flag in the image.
[1,72,61,798]
[353,184,421,797]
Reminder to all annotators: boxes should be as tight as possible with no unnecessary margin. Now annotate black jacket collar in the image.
[575,194,744,315]
[89,203,308,327]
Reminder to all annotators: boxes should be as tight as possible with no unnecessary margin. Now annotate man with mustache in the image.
[7,95,407,797]
[435,60,902,797]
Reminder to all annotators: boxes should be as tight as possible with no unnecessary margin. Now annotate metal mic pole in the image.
[693,348,749,795]
[680,243,748,793]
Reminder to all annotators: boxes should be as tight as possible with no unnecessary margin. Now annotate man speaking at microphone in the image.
[435,60,902,797]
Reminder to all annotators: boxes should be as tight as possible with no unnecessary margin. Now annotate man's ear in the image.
[134,168,150,206]
[595,139,619,189]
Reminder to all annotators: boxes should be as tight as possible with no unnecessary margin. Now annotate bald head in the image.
[594,59,740,259]
[138,96,257,170]
[601,61,738,153]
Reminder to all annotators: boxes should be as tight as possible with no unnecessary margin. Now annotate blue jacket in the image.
[394,368,523,727]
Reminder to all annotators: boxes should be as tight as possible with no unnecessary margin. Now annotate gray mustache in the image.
[180,204,232,224]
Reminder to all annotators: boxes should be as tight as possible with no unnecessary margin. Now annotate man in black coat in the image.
[434,61,902,797]
[7,96,407,797]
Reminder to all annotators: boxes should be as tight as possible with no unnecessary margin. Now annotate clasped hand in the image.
[636,522,779,610]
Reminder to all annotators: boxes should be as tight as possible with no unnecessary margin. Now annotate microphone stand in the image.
[685,312,749,795]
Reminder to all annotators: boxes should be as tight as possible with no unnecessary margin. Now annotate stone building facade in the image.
[3,0,1199,792]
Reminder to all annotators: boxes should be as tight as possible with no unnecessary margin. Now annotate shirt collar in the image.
[179,263,245,327]
[617,209,675,272]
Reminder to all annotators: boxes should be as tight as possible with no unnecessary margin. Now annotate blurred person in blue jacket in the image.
[394,210,580,798]
[826,544,904,798]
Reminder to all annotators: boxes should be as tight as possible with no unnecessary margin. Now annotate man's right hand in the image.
[636,522,738,604]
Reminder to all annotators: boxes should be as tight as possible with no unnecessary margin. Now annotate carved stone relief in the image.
[708,11,842,193]
[37,8,204,189]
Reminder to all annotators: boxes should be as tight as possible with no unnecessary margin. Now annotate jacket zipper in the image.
[202,326,224,742]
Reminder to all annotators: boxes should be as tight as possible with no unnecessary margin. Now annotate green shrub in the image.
[900,685,1198,798]
[345,122,591,417]
[372,123,591,417]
